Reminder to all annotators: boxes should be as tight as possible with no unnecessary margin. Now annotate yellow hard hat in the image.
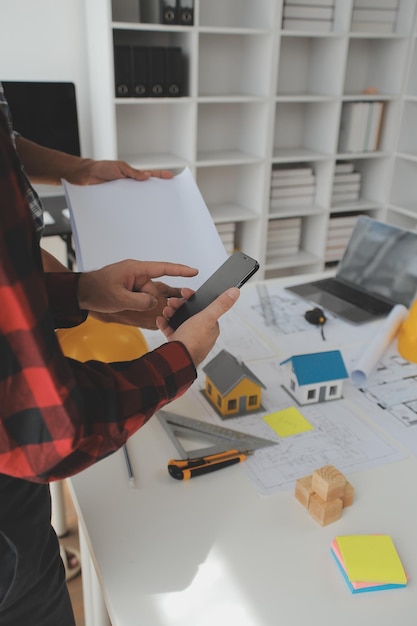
[56,315,149,363]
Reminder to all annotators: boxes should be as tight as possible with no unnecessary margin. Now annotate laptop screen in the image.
[338,216,417,307]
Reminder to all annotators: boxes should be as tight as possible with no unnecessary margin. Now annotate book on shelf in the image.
[271,174,316,188]
[268,235,301,248]
[352,8,397,22]
[215,222,235,254]
[267,224,301,237]
[353,0,398,8]
[332,192,361,204]
[338,102,384,154]
[334,162,355,174]
[325,247,348,263]
[272,165,314,178]
[284,0,334,5]
[266,246,301,262]
[270,195,315,210]
[350,21,395,33]
[365,102,384,151]
[327,222,356,238]
[334,172,361,184]
[219,232,235,244]
[282,6,333,20]
[215,222,236,234]
[328,215,358,230]
[282,18,333,32]
[339,102,370,153]
[351,6,397,33]
[271,184,316,199]
[269,216,301,229]
[332,182,361,194]
[326,234,354,248]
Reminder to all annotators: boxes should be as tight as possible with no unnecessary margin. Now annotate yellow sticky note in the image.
[336,535,407,584]
[263,407,314,438]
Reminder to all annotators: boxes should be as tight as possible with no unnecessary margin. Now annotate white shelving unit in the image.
[85,0,417,280]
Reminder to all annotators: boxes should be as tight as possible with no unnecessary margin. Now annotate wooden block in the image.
[311,465,346,501]
[295,475,312,509]
[341,480,355,508]
[308,493,343,526]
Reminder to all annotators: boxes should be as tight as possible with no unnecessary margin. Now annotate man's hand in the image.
[78,260,198,319]
[89,281,189,330]
[65,159,174,185]
[157,288,240,368]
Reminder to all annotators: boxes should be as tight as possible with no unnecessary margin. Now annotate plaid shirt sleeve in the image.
[0,111,197,483]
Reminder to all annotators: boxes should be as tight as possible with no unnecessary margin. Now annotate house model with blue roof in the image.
[280,350,348,405]
[202,349,266,418]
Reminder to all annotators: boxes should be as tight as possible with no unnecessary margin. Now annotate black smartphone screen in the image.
[168,251,259,330]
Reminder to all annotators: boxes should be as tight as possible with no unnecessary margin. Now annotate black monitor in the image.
[2,81,81,156]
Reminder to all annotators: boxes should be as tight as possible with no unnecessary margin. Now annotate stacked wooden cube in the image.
[295,464,354,526]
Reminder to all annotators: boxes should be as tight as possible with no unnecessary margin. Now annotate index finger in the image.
[129,260,198,280]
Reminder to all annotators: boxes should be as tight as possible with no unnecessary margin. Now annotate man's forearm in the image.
[15,135,89,185]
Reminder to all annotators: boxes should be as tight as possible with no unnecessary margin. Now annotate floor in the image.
[60,481,85,626]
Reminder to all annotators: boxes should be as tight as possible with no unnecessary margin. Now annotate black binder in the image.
[160,0,178,24]
[114,45,132,97]
[149,47,166,97]
[132,46,150,97]
[165,47,183,97]
[177,0,194,25]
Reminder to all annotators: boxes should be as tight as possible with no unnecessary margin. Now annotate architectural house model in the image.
[202,349,265,418]
[280,350,348,405]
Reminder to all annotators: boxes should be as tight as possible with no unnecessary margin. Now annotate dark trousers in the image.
[0,476,75,625]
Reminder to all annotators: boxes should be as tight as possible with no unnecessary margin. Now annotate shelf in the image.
[198,32,274,98]
[86,0,417,280]
[276,36,346,97]
[199,0,276,30]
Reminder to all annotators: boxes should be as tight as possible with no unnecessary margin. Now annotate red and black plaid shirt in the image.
[0,111,196,483]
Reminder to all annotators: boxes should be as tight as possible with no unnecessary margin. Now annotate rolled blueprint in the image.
[351,304,408,387]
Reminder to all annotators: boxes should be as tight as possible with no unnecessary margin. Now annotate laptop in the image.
[287,216,417,323]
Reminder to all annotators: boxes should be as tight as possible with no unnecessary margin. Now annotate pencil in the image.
[123,444,135,488]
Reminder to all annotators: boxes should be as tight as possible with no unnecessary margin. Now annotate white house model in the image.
[280,350,348,405]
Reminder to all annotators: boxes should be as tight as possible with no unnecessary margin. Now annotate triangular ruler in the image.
[157,410,276,459]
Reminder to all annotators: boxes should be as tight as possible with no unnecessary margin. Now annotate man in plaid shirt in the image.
[0,110,239,625]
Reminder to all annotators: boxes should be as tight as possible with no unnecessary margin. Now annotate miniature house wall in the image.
[280,350,348,406]
[203,349,265,418]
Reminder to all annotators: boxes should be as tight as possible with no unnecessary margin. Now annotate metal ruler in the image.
[257,283,276,326]
[157,410,276,459]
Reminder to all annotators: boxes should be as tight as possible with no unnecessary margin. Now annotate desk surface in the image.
[69,277,417,626]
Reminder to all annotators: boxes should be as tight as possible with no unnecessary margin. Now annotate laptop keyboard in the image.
[313,278,392,314]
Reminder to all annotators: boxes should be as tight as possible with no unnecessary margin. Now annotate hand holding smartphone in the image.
[168,251,259,330]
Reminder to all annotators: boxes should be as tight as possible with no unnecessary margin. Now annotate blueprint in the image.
[346,350,417,456]
[172,356,404,495]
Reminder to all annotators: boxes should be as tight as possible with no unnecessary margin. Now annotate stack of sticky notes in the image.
[331,535,408,593]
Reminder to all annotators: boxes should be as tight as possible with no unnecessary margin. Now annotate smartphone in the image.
[168,251,259,330]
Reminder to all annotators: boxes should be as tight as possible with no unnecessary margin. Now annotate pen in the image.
[123,444,135,488]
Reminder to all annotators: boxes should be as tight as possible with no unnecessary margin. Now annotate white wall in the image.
[0,0,92,155]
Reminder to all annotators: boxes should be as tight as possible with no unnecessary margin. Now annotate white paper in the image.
[350,304,408,386]
[63,168,228,289]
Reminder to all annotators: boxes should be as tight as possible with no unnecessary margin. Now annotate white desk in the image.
[69,278,417,626]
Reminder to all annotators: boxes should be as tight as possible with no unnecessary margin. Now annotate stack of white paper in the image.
[63,167,228,289]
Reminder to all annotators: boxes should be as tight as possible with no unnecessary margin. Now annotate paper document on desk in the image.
[63,167,227,289]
